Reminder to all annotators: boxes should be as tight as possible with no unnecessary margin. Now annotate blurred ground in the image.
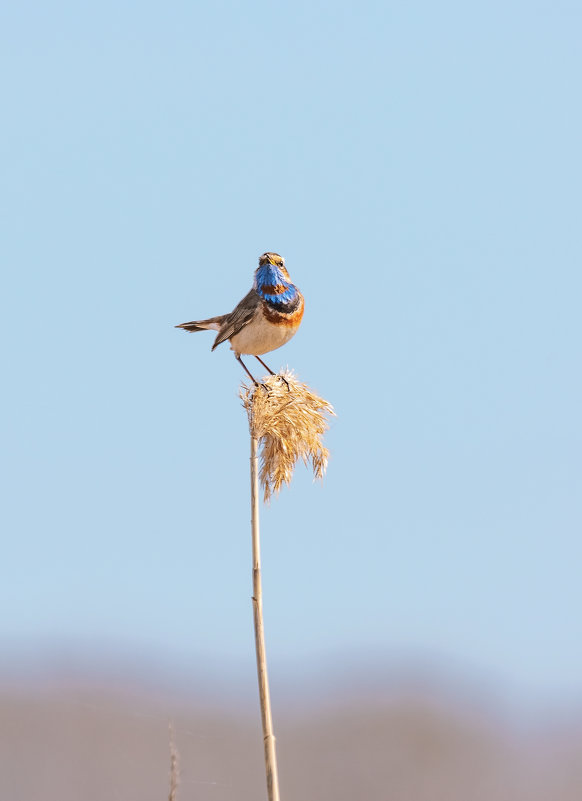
[1,669,581,801]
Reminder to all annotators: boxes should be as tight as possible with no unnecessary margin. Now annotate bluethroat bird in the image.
[176,252,304,385]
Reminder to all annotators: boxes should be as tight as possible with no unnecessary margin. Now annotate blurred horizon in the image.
[3,644,582,720]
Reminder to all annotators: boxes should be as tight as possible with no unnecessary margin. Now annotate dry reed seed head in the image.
[240,370,335,501]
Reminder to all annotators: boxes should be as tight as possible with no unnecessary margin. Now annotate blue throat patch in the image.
[255,265,298,305]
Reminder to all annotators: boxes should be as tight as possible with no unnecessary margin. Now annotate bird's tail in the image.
[175,315,226,333]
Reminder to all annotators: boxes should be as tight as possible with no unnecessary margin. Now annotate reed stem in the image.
[250,433,281,801]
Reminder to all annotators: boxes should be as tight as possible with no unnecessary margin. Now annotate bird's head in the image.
[259,252,285,268]
[257,252,290,282]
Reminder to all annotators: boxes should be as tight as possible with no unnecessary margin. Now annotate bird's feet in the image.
[276,374,291,391]
[251,380,270,394]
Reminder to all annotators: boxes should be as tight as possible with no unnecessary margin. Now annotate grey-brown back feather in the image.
[211,288,260,350]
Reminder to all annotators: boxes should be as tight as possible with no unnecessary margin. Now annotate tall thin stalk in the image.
[242,372,333,798]
[250,433,281,801]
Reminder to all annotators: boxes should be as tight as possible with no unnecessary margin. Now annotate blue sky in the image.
[1,0,581,703]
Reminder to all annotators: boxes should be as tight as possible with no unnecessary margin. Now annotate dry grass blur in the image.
[168,722,179,801]
[240,370,335,501]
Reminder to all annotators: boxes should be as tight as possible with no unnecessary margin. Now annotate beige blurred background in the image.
[2,665,582,801]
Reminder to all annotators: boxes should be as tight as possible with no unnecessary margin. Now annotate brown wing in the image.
[211,288,260,351]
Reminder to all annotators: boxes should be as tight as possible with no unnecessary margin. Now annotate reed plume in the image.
[240,370,335,501]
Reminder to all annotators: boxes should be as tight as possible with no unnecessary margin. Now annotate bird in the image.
[176,252,304,385]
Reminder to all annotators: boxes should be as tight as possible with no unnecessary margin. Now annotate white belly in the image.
[229,314,298,356]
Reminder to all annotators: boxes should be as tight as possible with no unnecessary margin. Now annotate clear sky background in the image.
[1,1,581,705]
